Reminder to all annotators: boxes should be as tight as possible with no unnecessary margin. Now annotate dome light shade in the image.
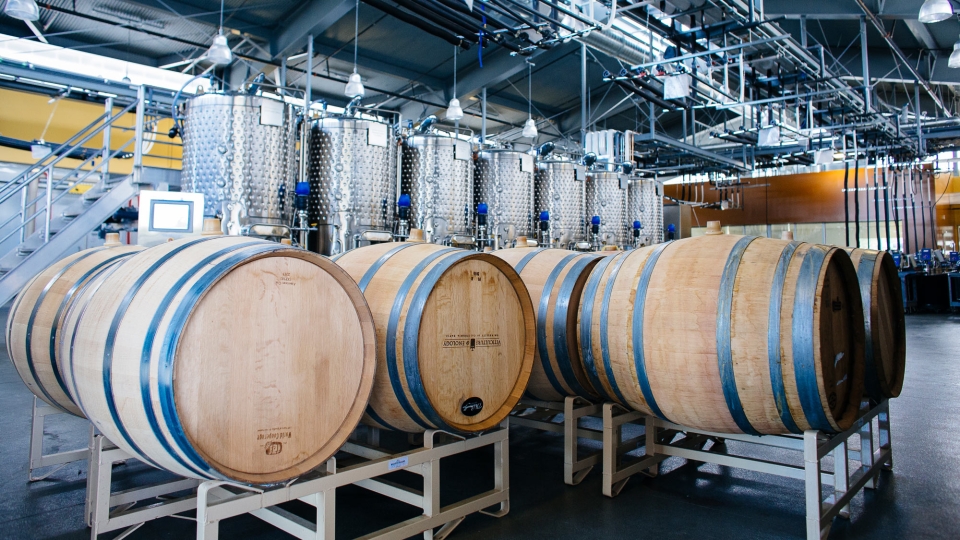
[445,98,463,121]
[949,39,960,68]
[344,71,365,97]
[3,0,40,21]
[206,34,232,66]
[522,117,538,138]
[919,0,953,23]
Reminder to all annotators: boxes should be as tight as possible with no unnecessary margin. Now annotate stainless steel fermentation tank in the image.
[534,160,585,247]
[627,178,664,247]
[475,149,535,246]
[585,170,629,248]
[401,134,473,242]
[307,116,398,256]
[179,93,297,235]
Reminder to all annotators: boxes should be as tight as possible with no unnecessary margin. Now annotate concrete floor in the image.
[1,312,958,539]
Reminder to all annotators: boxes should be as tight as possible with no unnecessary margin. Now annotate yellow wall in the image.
[0,87,181,174]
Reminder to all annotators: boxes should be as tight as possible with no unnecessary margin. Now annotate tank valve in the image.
[590,215,601,251]
[633,220,642,248]
[476,202,490,251]
[291,181,316,247]
[538,211,550,247]
[396,194,412,241]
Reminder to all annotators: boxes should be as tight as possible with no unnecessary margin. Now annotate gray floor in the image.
[1,312,958,539]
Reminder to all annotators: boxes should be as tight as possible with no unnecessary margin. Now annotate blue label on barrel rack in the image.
[388,456,409,471]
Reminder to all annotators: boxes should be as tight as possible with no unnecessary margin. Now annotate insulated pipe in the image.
[390,0,482,41]
[883,166,891,252]
[363,0,473,48]
[432,0,518,33]
[844,162,850,247]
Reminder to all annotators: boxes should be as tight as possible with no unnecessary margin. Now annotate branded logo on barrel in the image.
[265,442,283,455]
[442,333,501,350]
[461,397,484,416]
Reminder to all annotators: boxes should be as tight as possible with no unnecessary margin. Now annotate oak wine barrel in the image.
[335,241,535,433]
[579,235,865,435]
[60,237,376,485]
[846,248,906,400]
[7,240,142,416]
[491,248,601,401]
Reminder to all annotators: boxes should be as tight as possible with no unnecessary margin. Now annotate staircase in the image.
[0,87,148,307]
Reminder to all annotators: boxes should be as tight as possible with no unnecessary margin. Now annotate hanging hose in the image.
[171,74,213,135]
[910,168,920,252]
[919,168,927,250]
[874,161,881,250]
[882,165,891,252]
[892,166,901,252]
[927,170,937,249]
[854,155,860,248]
[844,161,850,247]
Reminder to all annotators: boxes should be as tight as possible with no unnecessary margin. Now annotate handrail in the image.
[0,100,138,204]
[3,137,136,233]
[0,139,135,247]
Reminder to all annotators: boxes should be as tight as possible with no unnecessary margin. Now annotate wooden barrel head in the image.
[815,249,865,431]
[873,252,905,397]
[416,254,534,432]
[173,251,375,483]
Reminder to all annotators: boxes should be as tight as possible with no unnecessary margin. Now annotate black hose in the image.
[927,170,937,249]
[854,155,860,248]
[874,162,881,250]
[432,0,517,32]
[919,169,927,249]
[893,166,901,252]
[495,0,575,32]
[844,161,850,246]
[883,166,891,252]
[910,169,919,252]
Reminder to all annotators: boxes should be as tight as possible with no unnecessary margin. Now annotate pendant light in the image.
[344,0,365,97]
[521,62,538,139]
[950,37,960,68]
[2,0,40,21]
[206,0,232,65]
[919,0,953,23]
[446,44,464,121]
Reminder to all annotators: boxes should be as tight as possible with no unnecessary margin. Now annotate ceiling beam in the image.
[310,41,446,90]
[269,0,354,60]
[903,19,938,50]
[113,0,271,39]
[450,43,578,104]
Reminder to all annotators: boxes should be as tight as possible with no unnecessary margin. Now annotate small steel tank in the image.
[401,134,474,242]
[475,149,535,245]
[307,116,398,255]
[627,178,664,247]
[585,170,628,248]
[180,93,297,235]
[535,160,585,247]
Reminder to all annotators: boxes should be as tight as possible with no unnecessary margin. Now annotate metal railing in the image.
[0,86,145,254]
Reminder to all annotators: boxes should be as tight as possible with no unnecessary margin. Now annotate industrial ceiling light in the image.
[206,0,232,65]
[522,62,538,139]
[344,0,365,97]
[919,0,953,23]
[2,0,40,21]
[949,37,960,68]
[446,44,463,121]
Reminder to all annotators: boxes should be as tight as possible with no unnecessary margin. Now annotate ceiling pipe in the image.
[854,0,951,118]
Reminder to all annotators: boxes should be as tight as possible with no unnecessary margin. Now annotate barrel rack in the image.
[600,400,893,540]
[84,422,510,539]
[510,397,605,485]
[28,397,91,482]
